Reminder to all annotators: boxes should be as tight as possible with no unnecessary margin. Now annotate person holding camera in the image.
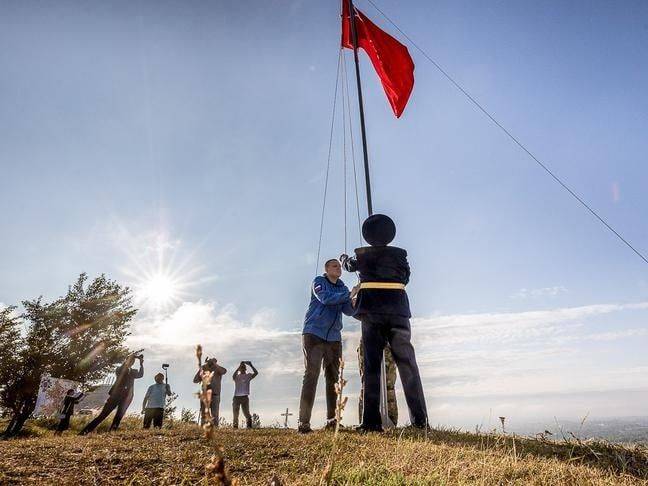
[232,361,258,429]
[193,357,227,426]
[79,352,144,435]
[142,372,172,429]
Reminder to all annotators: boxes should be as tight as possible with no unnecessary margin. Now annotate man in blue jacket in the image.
[298,258,357,433]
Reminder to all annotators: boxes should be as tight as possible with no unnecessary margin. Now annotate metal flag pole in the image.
[347,0,373,217]
[347,0,393,429]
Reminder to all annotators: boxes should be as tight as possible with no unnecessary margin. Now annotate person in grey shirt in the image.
[141,373,172,429]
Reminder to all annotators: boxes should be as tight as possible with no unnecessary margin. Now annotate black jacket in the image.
[343,246,411,317]
[109,364,144,397]
[60,393,83,418]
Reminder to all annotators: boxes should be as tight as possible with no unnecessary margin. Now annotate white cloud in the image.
[406,302,648,402]
[411,302,648,346]
[129,301,298,355]
[511,286,568,299]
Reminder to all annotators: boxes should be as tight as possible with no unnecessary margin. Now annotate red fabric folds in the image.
[341,0,414,118]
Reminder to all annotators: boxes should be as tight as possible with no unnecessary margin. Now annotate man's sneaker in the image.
[298,425,313,434]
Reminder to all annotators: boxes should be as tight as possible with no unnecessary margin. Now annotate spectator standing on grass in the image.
[193,357,227,426]
[79,353,144,435]
[141,372,172,429]
[55,389,84,435]
[232,361,258,428]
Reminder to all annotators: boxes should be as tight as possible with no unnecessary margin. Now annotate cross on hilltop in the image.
[281,408,292,428]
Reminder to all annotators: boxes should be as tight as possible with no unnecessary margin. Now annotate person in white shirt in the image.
[232,361,258,428]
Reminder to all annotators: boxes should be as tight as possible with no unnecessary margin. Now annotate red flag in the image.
[341,0,414,118]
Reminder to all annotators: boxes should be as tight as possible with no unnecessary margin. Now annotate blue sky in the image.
[1,0,648,429]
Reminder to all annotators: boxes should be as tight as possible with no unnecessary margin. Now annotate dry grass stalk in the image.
[196,343,215,438]
[197,346,236,484]
[205,448,238,485]
[320,357,347,485]
[267,472,284,485]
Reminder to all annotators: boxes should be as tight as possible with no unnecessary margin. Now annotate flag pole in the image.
[346,0,392,430]
[347,0,373,216]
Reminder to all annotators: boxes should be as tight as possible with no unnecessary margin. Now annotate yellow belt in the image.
[359,282,406,290]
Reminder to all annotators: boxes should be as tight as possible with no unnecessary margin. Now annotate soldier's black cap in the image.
[362,214,396,246]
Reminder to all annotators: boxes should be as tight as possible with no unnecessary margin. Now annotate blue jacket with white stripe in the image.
[303,275,354,342]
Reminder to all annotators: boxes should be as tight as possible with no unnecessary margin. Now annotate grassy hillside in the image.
[1,421,647,485]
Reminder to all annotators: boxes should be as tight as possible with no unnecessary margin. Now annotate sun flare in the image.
[119,230,214,317]
[137,273,179,309]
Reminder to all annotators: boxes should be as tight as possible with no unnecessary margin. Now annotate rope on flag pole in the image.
[316,49,343,275]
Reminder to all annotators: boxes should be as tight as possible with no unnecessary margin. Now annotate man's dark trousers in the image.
[361,314,427,428]
[80,391,133,434]
[56,415,71,433]
[143,408,164,429]
[298,333,342,428]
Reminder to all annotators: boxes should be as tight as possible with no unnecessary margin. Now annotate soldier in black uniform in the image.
[341,214,427,431]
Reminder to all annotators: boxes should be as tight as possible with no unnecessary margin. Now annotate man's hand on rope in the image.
[350,283,361,303]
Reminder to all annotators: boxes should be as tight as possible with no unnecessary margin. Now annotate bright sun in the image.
[121,232,211,315]
[137,273,179,310]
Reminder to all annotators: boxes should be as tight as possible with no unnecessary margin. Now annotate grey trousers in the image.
[298,333,342,428]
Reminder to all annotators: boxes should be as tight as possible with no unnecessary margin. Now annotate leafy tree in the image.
[164,392,179,422]
[0,273,136,437]
[0,306,21,419]
[180,407,197,423]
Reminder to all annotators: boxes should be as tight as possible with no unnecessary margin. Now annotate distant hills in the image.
[508,416,648,444]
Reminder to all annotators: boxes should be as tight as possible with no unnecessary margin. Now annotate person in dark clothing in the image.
[193,357,227,426]
[55,389,84,435]
[142,372,172,429]
[298,258,358,433]
[79,354,144,435]
[341,214,428,432]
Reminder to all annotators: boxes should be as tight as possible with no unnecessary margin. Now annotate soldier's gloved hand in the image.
[339,254,349,265]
